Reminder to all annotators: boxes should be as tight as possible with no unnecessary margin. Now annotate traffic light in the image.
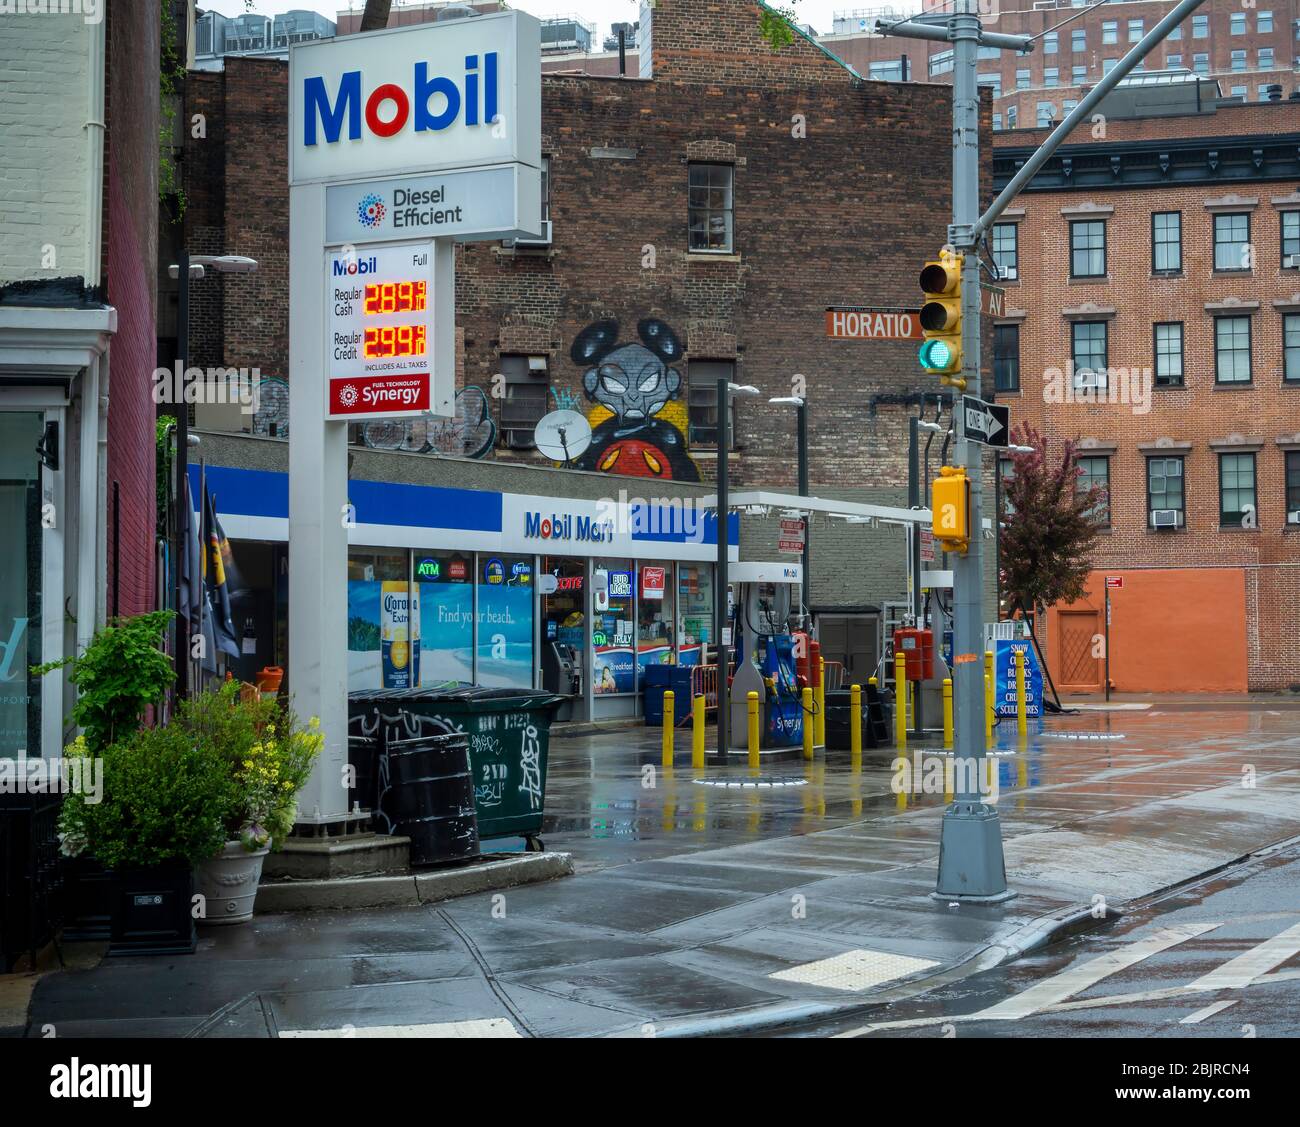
[919,251,964,388]
[932,465,970,555]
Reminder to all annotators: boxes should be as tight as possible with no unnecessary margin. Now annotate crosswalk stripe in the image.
[1181,999,1238,1024]
[281,1019,520,1038]
[973,921,1221,1021]
[1187,920,1300,992]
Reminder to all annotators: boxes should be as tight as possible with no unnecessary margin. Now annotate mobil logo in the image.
[303,53,499,148]
[332,255,378,276]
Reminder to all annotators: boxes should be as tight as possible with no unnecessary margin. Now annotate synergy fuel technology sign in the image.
[326,241,434,418]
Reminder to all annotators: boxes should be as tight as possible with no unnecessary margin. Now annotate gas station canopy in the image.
[701,490,931,527]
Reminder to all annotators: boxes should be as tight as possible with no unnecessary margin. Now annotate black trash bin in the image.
[348,705,479,866]
[824,683,889,750]
[349,686,562,851]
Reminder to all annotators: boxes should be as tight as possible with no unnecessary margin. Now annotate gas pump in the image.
[728,562,805,750]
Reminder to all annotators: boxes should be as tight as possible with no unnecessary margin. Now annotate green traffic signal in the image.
[918,339,953,370]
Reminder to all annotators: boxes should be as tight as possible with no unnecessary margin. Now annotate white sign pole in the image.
[289,181,350,820]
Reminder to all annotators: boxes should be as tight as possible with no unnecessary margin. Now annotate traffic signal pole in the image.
[878,0,1208,900]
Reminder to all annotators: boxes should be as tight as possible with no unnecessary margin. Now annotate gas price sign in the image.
[327,240,434,419]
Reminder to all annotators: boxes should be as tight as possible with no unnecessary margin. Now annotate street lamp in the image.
[166,252,259,697]
[768,396,809,618]
[715,381,758,764]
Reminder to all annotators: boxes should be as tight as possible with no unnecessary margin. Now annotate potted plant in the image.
[35,611,175,940]
[60,723,235,956]
[181,683,322,925]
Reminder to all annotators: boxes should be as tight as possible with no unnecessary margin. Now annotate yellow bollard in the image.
[662,690,675,766]
[1016,649,1028,739]
[943,677,954,749]
[894,651,908,750]
[692,693,705,769]
[850,683,862,766]
[747,691,761,769]
[814,656,826,748]
[802,686,814,760]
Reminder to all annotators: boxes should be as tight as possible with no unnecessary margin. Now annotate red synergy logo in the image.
[329,373,430,416]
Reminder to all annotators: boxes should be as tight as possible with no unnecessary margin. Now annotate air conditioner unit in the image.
[1073,369,1105,390]
[1002,265,1018,280]
[1285,254,1300,269]
[1288,509,1300,525]
[504,428,537,450]
[506,220,552,249]
[1151,509,1180,528]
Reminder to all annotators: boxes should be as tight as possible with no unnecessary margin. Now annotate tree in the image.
[999,423,1105,707]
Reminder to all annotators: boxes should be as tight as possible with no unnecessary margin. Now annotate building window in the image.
[930,49,954,77]
[1072,64,1087,84]
[1044,67,1059,87]
[1193,53,1210,75]
[1152,211,1182,273]
[1016,68,1031,89]
[978,73,1002,98]
[1045,32,1058,54]
[1007,105,1017,128]
[1154,322,1184,386]
[1102,21,1117,44]
[1260,48,1275,69]
[1103,58,1118,76]
[1287,450,1300,516]
[688,163,734,254]
[1147,457,1185,527]
[992,222,1018,279]
[1072,29,1086,52]
[1076,455,1110,526]
[1284,313,1300,382]
[1036,101,1056,126]
[1231,49,1247,71]
[998,459,1016,517]
[1168,24,1182,41]
[994,323,1021,392]
[1219,452,1257,528]
[1214,212,1251,271]
[992,112,1003,131]
[869,59,905,81]
[1072,321,1108,387]
[1070,219,1106,277]
[1128,19,1144,42]
[499,355,550,448]
[1230,12,1246,35]
[1214,315,1252,383]
[1258,84,1275,102]
[1193,14,1208,38]
[1282,212,1300,265]
[1168,54,1182,68]
[686,359,735,449]
[1063,99,1079,114]
[1231,85,1248,99]
[1260,11,1274,33]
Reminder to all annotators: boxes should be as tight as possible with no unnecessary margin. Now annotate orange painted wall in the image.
[1045,568,1249,694]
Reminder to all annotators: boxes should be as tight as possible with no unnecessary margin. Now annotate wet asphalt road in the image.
[791,838,1300,1038]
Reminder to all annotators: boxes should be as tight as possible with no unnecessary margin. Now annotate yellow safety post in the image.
[814,656,827,748]
[662,690,675,766]
[747,691,761,769]
[801,687,815,760]
[894,651,908,750]
[942,677,954,749]
[691,693,705,769]
[1015,649,1028,739]
[850,683,862,766]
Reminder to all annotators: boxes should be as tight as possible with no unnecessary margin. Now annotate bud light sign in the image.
[289,11,541,186]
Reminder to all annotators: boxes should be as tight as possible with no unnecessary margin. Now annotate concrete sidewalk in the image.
[17,704,1300,1037]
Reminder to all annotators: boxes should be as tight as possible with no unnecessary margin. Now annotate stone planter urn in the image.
[194,841,269,926]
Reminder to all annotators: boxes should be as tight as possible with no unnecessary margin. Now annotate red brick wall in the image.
[103,0,161,617]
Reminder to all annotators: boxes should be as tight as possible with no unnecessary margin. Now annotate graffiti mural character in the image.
[570,319,700,482]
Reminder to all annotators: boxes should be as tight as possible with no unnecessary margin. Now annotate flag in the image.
[202,484,241,659]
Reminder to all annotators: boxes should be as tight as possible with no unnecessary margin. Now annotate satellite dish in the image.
[533,410,592,463]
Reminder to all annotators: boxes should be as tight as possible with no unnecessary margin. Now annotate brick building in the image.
[0,0,162,757]
[990,83,1300,693]
[822,1,1300,130]
[179,0,998,707]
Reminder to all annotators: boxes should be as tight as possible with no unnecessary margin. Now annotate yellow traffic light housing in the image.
[919,252,964,388]
[931,465,970,555]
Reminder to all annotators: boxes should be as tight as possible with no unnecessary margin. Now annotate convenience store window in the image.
[677,564,714,667]
[541,555,585,661]
[636,562,675,690]
[476,554,534,688]
[593,558,635,695]
[415,550,473,684]
[347,549,410,691]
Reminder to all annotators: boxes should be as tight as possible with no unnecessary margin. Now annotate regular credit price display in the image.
[327,240,434,418]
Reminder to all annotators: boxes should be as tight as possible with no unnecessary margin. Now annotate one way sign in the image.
[961,395,1010,448]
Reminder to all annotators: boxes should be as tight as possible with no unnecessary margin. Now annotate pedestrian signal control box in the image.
[932,465,970,555]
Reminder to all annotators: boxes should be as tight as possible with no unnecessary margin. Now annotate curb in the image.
[253,852,575,913]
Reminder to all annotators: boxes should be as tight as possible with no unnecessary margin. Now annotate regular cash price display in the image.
[326,242,437,419]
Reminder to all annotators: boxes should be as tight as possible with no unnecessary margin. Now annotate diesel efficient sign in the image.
[289,11,542,186]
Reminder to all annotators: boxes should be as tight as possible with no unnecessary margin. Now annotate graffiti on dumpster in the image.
[518,724,542,811]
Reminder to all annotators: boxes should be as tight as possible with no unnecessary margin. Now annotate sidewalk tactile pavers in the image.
[769,949,941,992]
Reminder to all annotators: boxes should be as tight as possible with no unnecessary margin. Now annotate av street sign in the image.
[1106,575,1124,589]
[961,394,1009,448]
[980,284,1006,317]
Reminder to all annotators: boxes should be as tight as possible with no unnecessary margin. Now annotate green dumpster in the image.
[348,686,563,850]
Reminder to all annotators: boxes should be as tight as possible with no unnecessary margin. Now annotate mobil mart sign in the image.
[289,10,541,186]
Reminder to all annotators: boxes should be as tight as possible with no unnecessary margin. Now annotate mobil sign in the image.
[289,10,541,186]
